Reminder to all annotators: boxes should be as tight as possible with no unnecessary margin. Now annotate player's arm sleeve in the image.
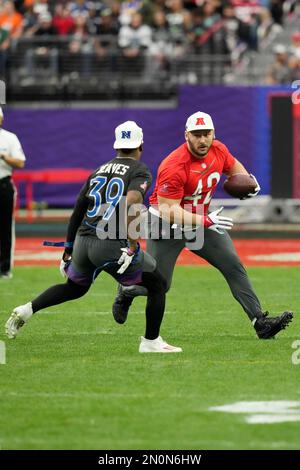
[156,166,186,200]
[127,164,152,200]
[65,181,89,252]
[10,134,26,161]
[220,143,236,175]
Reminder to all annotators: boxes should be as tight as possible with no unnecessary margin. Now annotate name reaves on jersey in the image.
[74,157,152,239]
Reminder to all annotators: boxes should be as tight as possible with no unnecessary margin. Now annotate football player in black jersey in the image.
[5,121,182,353]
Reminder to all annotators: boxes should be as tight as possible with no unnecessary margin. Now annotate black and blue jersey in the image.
[65,157,152,246]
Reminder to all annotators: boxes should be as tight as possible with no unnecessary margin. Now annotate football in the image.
[223,174,257,199]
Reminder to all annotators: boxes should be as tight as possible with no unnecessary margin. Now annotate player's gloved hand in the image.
[204,207,233,234]
[117,243,140,274]
[60,250,72,278]
[241,174,261,199]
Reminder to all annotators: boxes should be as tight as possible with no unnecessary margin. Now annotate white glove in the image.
[117,246,139,274]
[205,207,233,234]
[245,174,261,198]
[60,256,71,278]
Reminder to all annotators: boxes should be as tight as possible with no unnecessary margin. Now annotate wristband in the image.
[203,216,212,228]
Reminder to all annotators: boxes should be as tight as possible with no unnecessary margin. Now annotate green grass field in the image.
[0,265,300,450]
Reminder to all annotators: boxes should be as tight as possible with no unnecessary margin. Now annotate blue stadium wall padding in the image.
[4,84,294,206]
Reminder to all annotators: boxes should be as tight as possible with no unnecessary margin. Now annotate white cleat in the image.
[5,311,25,339]
[5,303,32,339]
[0,271,13,280]
[139,336,183,353]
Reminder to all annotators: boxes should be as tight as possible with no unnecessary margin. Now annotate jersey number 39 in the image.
[87,176,124,220]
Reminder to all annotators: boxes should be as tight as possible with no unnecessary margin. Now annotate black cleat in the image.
[254,311,293,339]
[112,285,134,324]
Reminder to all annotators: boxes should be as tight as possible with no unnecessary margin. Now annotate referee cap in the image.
[186,111,214,132]
[114,121,143,149]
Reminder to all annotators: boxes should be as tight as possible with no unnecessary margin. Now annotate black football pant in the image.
[0,177,15,274]
[31,236,167,340]
[122,228,262,322]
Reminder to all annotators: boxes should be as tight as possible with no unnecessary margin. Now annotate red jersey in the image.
[149,140,236,215]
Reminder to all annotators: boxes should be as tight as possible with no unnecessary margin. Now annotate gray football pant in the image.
[123,228,262,322]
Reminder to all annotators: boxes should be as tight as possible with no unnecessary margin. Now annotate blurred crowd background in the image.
[0,0,299,100]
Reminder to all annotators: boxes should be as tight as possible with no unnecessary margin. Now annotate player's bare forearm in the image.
[157,195,204,227]
[0,154,25,169]
[127,215,139,251]
[126,190,143,250]
[65,198,88,251]
[226,159,249,176]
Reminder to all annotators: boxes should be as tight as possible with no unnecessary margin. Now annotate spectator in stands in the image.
[290,32,300,59]
[151,0,167,10]
[265,44,292,84]
[189,7,204,51]
[118,12,152,76]
[289,55,300,81]
[118,0,144,26]
[183,0,203,12]
[0,0,24,39]
[69,0,92,20]
[25,12,58,78]
[202,2,221,29]
[67,15,94,77]
[269,0,284,25]
[0,0,297,87]
[23,3,39,33]
[52,4,75,36]
[13,0,28,15]
[32,0,50,18]
[94,7,119,36]
[149,9,171,73]
[289,33,300,81]
[166,0,188,42]
[222,3,253,58]
[109,1,122,26]
[26,10,55,36]
[193,1,225,54]
[0,25,9,78]
[257,7,282,47]
[93,8,119,73]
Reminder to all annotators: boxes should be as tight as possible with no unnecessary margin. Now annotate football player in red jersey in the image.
[113,111,293,339]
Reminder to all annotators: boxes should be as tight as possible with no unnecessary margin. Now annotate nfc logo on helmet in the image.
[121,131,131,139]
[196,118,205,126]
